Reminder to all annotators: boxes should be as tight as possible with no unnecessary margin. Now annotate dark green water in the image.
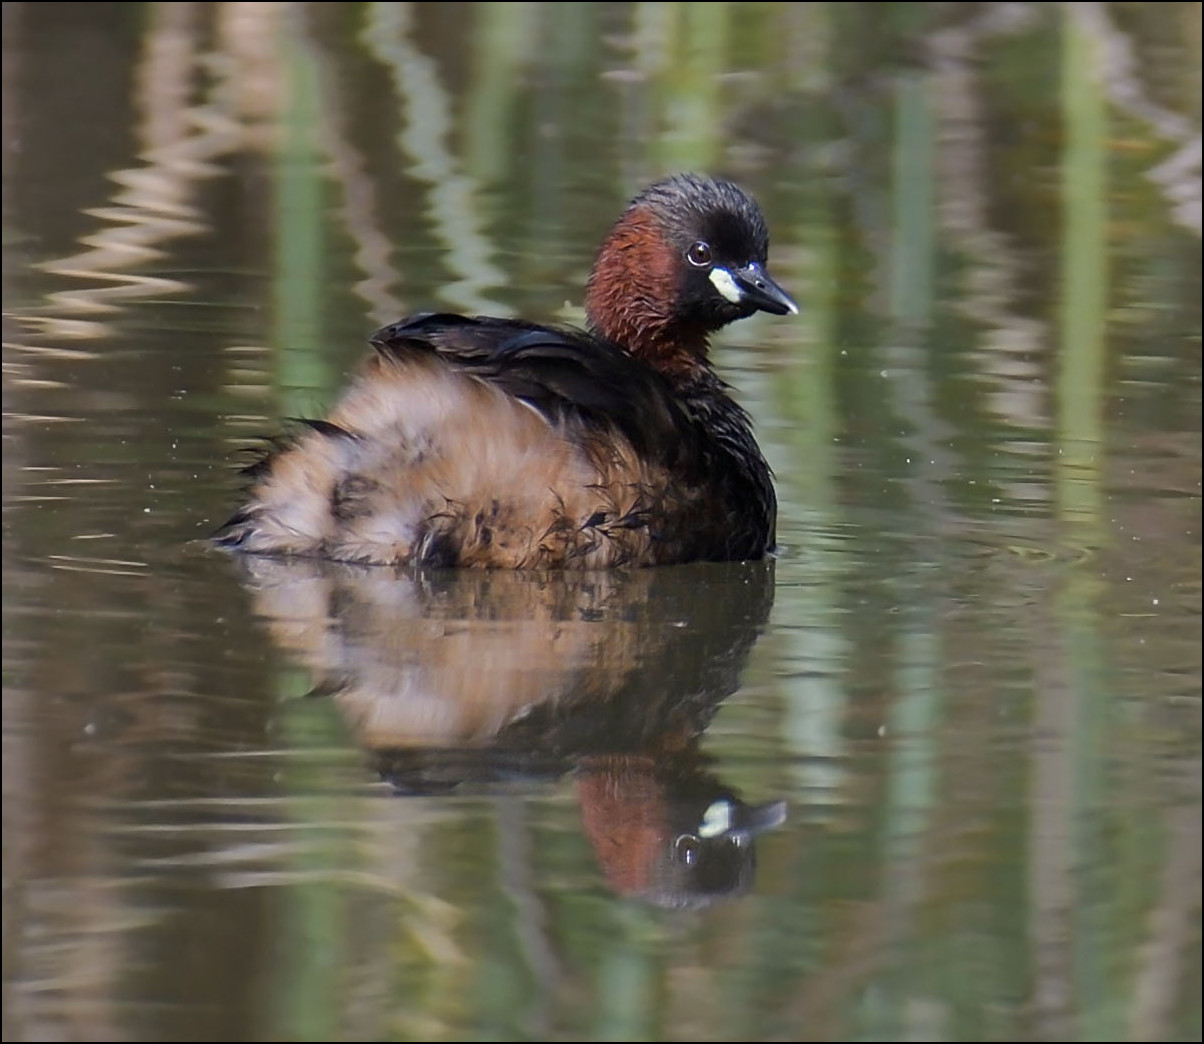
[3,3,1200,1041]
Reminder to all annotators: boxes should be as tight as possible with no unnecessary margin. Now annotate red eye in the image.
[686,241,712,267]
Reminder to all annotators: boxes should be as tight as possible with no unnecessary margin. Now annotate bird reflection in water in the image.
[234,556,786,908]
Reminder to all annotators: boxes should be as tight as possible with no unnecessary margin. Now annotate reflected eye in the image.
[686,241,712,267]
[674,834,700,866]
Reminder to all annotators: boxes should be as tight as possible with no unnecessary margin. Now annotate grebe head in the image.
[585,174,798,374]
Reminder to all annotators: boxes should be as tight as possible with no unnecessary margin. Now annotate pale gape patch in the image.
[708,266,744,304]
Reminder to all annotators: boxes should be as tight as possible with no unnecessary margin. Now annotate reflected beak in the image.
[698,798,788,843]
[730,799,788,841]
[733,262,799,316]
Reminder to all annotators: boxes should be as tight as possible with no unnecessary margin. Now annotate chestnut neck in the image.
[584,207,710,380]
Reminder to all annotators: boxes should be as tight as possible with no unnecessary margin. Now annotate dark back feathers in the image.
[369,313,706,469]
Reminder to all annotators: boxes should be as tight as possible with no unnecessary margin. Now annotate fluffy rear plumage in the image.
[214,314,773,568]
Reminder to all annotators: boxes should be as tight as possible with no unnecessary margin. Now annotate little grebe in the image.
[215,174,797,568]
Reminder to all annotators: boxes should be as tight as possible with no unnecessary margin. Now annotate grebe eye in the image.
[686,241,712,267]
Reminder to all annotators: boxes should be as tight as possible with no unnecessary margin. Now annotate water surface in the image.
[3,3,1200,1041]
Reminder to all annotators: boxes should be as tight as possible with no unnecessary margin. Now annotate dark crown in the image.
[627,174,771,260]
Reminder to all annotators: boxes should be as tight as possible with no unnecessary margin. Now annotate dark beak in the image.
[734,262,799,316]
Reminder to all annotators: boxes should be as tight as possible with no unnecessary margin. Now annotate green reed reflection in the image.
[463,3,536,185]
[648,1,728,173]
[268,728,347,1043]
[1056,13,1119,1039]
[889,73,935,327]
[1056,7,1108,532]
[266,32,348,1041]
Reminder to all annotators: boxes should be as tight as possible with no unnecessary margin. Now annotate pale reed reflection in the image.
[234,554,785,907]
[362,2,511,317]
[304,14,405,326]
[1074,1,1202,235]
[930,8,1050,437]
[29,3,240,341]
[1129,759,1203,1042]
